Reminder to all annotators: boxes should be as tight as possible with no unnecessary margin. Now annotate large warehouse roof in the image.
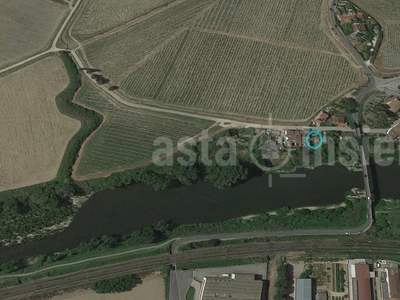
[352,264,372,300]
[387,268,400,300]
[200,273,263,300]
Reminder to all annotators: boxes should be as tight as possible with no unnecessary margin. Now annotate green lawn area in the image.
[185,286,195,300]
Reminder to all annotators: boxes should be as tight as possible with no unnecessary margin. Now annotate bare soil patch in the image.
[0,0,68,69]
[52,273,165,300]
[0,56,80,191]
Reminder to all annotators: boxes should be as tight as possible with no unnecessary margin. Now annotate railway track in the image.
[1,240,400,299]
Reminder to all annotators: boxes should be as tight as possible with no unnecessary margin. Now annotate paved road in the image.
[2,240,400,299]
[71,51,360,132]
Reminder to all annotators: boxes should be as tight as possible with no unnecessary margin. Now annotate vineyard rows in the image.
[123,30,357,120]
[352,0,400,70]
[194,0,338,52]
[76,83,213,176]
[121,31,188,98]
[352,0,400,21]
[71,0,165,41]
[84,0,215,80]
[381,23,400,69]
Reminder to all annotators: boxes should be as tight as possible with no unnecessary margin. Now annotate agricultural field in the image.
[123,30,358,120]
[75,80,214,177]
[352,0,400,70]
[194,0,338,52]
[0,0,68,69]
[0,56,81,191]
[71,0,168,41]
[380,23,400,69]
[83,0,215,80]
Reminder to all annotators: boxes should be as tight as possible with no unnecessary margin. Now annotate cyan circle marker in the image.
[306,130,323,150]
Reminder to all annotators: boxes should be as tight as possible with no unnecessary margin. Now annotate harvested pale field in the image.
[75,81,213,177]
[194,0,338,52]
[352,0,400,70]
[71,0,167,41]
[83,0,215,80]
[52,273,165,300]
[122,30,358,120]
[0,56,80,191]
[0,0,68,69]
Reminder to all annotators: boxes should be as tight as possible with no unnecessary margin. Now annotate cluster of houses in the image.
[257,129,322,152]
[314,110,347,127]
[336,11,367,32]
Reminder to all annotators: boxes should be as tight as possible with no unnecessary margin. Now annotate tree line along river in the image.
[0,163,399,261]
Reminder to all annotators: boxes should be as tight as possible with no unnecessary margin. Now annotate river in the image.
[0,164,367,262]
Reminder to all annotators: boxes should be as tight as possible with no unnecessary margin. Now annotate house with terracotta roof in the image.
[384,97,400,113]
[283,130,304,147]
[352,23,367,32]
[336,13,358,24]
[315,111,330,125]
[388,123,400,140]
[331,116,347,127]
[356,12,365,19]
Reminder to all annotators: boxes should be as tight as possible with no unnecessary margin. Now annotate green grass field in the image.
[75,80,214,177]
[123,30,357,120]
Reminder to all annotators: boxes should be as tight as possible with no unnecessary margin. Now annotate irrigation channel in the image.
[1,163,399,262]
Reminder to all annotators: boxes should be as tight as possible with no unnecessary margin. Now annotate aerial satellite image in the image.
[0,0,400,299]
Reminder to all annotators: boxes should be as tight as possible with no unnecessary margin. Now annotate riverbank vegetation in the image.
[369,199,400,239]
[274,260,289,300]
[0,112,358,247]
[0,196,366,277]
[55,51,103,181]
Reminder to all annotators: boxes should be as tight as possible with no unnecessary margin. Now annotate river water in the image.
[0,165,368,262]
[2,162,400,262]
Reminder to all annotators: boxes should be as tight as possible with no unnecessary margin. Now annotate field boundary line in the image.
[117,0,219,83]
[154,30,190,98]
[79,0,190,46]
[192,27,342,57]
[117,29,188,83]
